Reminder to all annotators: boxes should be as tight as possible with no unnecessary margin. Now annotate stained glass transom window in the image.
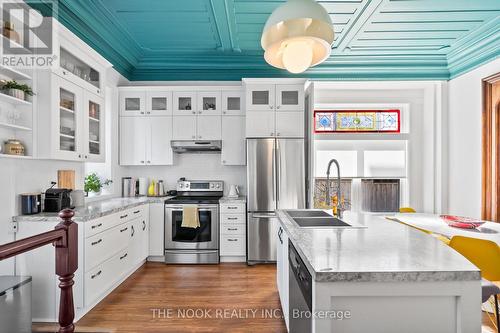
[314,110,400,133]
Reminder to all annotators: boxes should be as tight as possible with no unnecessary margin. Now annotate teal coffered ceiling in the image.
[31,0,500,81]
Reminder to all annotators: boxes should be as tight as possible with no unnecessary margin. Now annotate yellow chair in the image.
[449,236,500,331]
[399,207,416,213]
[393,207,450,245]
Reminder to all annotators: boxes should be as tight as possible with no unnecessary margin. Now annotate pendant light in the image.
[261,0,334,74]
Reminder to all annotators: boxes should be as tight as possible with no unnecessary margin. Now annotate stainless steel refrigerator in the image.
[247,138,305,264]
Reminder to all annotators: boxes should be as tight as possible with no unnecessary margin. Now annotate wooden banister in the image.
[0,209,77,333]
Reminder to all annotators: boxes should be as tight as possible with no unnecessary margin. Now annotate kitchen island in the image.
[277,210,481,333]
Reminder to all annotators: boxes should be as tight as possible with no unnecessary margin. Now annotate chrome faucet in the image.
[326,159,343,218]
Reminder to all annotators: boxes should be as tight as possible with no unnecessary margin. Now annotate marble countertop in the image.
[13,196,172,223]
[219,196,246,203]
[278,210,480,283]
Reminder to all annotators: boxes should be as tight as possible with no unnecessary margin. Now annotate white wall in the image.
[447,58,500,218]
[0,159,84,274]
[313,81,446,213]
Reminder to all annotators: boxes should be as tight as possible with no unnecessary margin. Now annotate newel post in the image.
[54,209,78,333]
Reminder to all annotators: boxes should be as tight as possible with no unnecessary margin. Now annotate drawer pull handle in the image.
[133,210,140,214]
[131,226,135,237]
[228,239,238,242]
[120,227,128,233]
[120,214,128,219]
[227,228,238,231]
[227,207,237,210]
[120,253,128,260]
[91,270,102,279]
[91,223,102,230]
[142,220,146,231]
[227,217,238,220]
[91,239,102,246]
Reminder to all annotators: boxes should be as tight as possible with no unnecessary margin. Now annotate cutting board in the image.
[58,170,75,189]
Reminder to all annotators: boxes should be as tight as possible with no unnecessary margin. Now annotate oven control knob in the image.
[216,183,221,189]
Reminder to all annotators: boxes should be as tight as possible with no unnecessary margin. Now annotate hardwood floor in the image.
[77,262,287,333]
[35,262,497,332]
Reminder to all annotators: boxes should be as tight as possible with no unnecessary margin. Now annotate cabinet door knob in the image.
[269,105,273,109]
[147,112,150,114]
[85,155,88,159]
[140,160,145,164]
[270,133,274,136]
[140,112,144,114]
[276,105,280,109]
[78,154,82,158]
[147,161,151,164]
[277,133,280,136]
[192,135,196,139]
[198,111,202,114]
[222,160,226,164]
[192,111,196,114]
[198,136,202,139]
[223,111,226,114]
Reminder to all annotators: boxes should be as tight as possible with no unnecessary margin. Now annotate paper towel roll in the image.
[138,177,148,196]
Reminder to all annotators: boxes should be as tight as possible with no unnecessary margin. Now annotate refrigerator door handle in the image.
[276,140,281,204]
[272,143,276,203]
[251,213,277,218]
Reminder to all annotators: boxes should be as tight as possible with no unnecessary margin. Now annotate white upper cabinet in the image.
[246,84,275,111]
[84,91,105,162]
[275,112,304,138]
[222,116,246,165]
[173,91,197,116]
[197,115,222,140]
[120,91,146,116]
[120,116,173,166]
[245,82,305,138]
[146,91,172,116]
[222,91,244,116]
[149,117,173,165]
[172,115,197,140]
[197,91,221,115]
[276,85,304,111]
[120,116,148,165]
[246,111,276,138]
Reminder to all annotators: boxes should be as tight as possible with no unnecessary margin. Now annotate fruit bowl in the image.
[440,215,486,229]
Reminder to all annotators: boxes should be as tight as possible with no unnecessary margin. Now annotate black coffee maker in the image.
[44,188,73,212]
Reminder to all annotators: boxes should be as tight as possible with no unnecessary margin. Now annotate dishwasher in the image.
[289,240,312,333]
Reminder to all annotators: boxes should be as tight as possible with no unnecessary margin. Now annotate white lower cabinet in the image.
[219,202,246,260]
[221,116,246,165]
[276,223,289,329]
[120,116,173,165]
[15,204,150,321]
[148,203,165,257]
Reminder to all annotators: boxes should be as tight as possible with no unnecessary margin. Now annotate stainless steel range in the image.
[164,179,223,264]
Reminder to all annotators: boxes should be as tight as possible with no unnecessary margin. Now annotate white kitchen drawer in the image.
[221,214,245,224]
[85,247,130,307]
[220,203,245,214]
[221,223,245,235]
[85,214,116,238]
[220,235,246,256]
[85,222,131,271]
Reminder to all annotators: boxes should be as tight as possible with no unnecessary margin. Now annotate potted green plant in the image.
[2,80,34,101]
[84,172,112,197]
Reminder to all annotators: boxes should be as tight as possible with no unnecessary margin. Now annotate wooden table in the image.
[388,213,500,245]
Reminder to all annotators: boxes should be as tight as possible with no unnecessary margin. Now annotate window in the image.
[314,110,400,133]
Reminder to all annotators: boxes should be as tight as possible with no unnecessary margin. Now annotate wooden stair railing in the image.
[0,209,77,333]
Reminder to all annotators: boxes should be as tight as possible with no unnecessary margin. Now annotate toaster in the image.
[44,188,73,212]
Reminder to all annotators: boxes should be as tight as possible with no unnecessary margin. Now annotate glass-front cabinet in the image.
[85,92,105,162]
[146,91,172,116]
[246,84,275,111]
[54,75,83,160]
[276,84,304,111]
[222,91,243,116]
[120,91,146,116]
[173,91,197,116]
[197,91,221,115]
[59,48,102,96]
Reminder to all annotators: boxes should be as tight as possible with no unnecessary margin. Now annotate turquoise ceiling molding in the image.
[28,0,500,81]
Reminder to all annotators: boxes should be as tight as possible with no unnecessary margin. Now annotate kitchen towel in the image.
[182,205,200,229]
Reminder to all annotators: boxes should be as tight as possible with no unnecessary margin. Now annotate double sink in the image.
[285,210,352,228]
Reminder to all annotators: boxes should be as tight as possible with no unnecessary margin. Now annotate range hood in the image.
[171,140,222,154]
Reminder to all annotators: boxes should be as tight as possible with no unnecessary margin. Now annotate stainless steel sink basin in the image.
[292,217,351,228]
[286,210,331,218]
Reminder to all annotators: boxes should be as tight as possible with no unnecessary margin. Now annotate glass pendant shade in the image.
[261,0,334,73]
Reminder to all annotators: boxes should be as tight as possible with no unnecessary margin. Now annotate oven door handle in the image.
[166,208,218,212]
[165,205,219,210]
